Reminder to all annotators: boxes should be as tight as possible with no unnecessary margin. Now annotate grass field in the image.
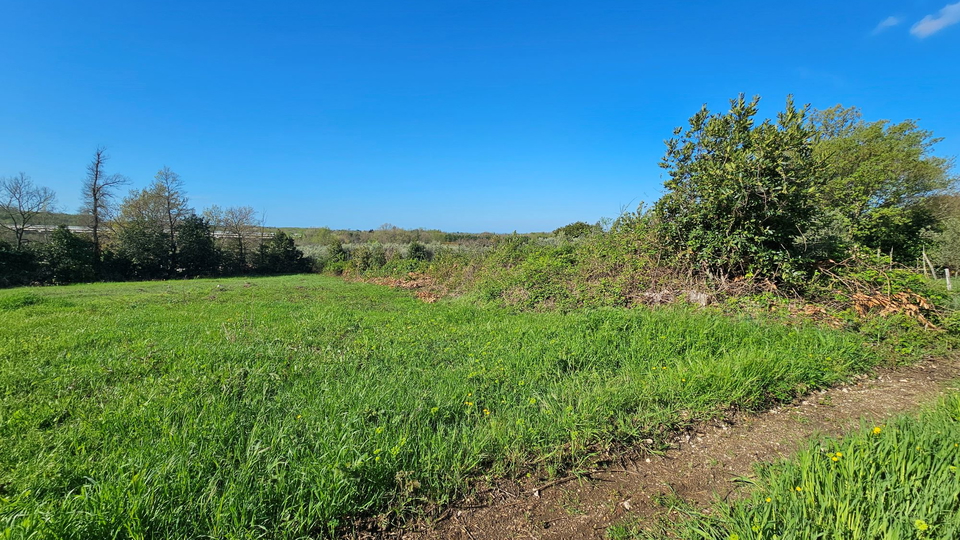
[0,275,875,539]
[615,392,960,540]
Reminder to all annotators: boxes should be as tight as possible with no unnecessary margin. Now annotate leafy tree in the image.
[407,240,431,261]
[654,95,822,280]
[117,218,168,279]
[177,215,220,276]
[326,238,348,263]
[115,170,192,277]
[0,239,37,287]
[256,230,308,274]
[39,226,95,284]
[80,147,129,274]
[553,221,595,238]
[0,173,57,249]
[810,106,955,262]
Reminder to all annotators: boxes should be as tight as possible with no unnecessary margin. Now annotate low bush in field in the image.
[619,392,960,539]
[0,276,874,539]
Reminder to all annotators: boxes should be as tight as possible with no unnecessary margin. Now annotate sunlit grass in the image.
[623,391,960,539]
[1,275,873,538]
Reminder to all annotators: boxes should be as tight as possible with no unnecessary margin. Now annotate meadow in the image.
[0,275,876,538]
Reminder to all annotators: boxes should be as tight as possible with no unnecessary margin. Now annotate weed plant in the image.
[1,275,873,538]
[623,392,960,539]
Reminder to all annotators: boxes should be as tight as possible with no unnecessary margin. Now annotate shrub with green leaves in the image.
[654,95,822,282]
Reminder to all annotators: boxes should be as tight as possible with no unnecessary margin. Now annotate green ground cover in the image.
[1,275,874,539]
[617,392,960,540]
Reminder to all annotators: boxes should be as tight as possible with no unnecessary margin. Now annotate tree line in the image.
[1,148,308,287]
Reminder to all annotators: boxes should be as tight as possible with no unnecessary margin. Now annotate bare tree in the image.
[204,204,258,270]
[0,172,57,249]
[80,147,129,270]
[154,166,189,272]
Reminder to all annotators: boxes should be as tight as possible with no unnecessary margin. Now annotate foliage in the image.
[406,240,431,261]
[204,205,260,272]
[116,217,170,279]
[552,221,596,238]
[627,394,960,539]
[0,276,873,538]
[351,242,387,273]
[38,225,95,284]
[176,215,220,276]
[0,240,36,288]
[811,105,955,262]
[654,95,822,281]
[255,230,310,274]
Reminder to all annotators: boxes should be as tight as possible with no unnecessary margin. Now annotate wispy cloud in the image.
[872,15,901,34]
[911,1,960,38]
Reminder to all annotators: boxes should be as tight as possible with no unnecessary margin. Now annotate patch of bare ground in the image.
[352,356,960,540]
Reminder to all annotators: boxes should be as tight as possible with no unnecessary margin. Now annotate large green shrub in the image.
[655,95,822,282]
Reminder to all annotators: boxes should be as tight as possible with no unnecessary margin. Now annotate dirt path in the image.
[374,357,960,540]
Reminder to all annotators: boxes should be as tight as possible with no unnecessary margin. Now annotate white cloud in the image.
[872,15,901,34]
[911,1,960,38]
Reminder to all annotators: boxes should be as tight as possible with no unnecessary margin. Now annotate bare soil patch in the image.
[356,356,960,539]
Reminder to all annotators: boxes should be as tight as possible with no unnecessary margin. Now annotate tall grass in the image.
[623,392,960,540]
[0,275,873,538]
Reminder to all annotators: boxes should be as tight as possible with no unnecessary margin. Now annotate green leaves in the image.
[655,95,821,281]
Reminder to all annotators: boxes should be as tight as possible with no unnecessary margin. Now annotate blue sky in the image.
[2,1,958,232]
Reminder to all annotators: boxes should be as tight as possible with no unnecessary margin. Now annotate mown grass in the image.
[1,275,875,539]
[615,391,960,540]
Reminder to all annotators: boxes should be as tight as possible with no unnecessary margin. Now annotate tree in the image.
[0,173,57,249]
[0,239,37,287]
[256,230,308,274]
[38,225,95,284]
[153,167,188,273]
[654,95,822,280]
[177,214,219,276]
[114,169,191,277]
[80,147,129,274]
[810,106,955,261]
[204,205,259,273]
[553,221,595,238]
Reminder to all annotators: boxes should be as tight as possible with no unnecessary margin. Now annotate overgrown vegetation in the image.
[614,392,960,539]
[0,275,875,538]
[315,97,957,352]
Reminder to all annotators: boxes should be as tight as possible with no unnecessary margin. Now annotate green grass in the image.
[0,275,875,539]
[621,391,960,540]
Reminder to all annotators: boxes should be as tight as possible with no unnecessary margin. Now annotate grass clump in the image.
[626,391,960,539]
[0,275,875,538]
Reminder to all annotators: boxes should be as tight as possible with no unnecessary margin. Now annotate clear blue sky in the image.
[2,1,958,232]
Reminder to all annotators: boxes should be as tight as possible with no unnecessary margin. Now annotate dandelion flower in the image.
[795,486,802,492]
[835,452,842,457]
[765,497,772,502]
[914,519,929,531]
[872,426,882,435]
